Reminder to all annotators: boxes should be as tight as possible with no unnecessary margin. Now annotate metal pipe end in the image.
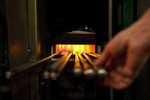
[83,68,96,78]
[5,71,13,79]
[73,68,83,77]
[96,68,108,78]
[50,72,59,80]
[43,71,50,79]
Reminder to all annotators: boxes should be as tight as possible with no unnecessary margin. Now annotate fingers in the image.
[123,41,150,79]
[99,41,150,90]
[102,67,133,90]
[94,10,150,90]
[94,29,150,89]
[94,48,110,67]
[94,30,128,67]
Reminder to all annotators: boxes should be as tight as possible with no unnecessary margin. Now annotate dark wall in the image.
[133,1,150,100]
[137,0,150,18]
[6,0,29,67]
[0,1,41,100]
[46,0,108,33]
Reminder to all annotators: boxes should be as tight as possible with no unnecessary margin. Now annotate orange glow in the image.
[55,44,95,54]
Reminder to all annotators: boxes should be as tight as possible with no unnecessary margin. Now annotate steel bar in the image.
[50,52,72,80]
[87,53,100,58]
[73,53,83,77]
[78,53,95,78]
[83,53,107,77]
[92,53,101,56]
[83,53,98,71]
[45,52,70,71]
[43,52,70,79]
[5,52,60,79]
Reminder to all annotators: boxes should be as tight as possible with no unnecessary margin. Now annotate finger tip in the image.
[93,60,99,65]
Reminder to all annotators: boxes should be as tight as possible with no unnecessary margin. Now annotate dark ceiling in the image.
[46,0,108,33]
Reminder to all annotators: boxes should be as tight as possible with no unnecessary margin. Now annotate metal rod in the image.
[108,0,113,40]
[5,52,60,79]
[108,0,114,99]
[92,53,101,57]
[43,52,70,79]
[59,53,72,72]
[73,53,83,77]
[45,52,70,71]
[78,53,95,78]
[86,53,100,58]
[50,52,72,80]
[83,53,108,78]
[83,53,98,71]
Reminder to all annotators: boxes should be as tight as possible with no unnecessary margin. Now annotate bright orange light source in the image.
[55,44,95,54]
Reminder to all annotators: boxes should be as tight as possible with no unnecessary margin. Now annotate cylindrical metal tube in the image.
[93,53,101,57]
[50,52,72,80]
[43,52,70,79]
[78,53,95,78]
[97,67,108,77]
[46,52,70,70]
[6,52,60,79]
[83,53,98,71]
[83,53,107,78]
[87,53,100,58]
[73,53,83,77]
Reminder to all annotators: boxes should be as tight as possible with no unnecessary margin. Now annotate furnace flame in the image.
[55,44,95,54]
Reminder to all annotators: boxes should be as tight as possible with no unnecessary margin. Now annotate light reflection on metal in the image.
[43,52,70,79]
[83,53,107,78]
[97,68,108,77]
[50,52,72,80]
[87,53,100,58]
[83,53,98,71]
[77,53,95,78]
[42,52,107,80]
[6,52,60,79]
[73,53,83,77]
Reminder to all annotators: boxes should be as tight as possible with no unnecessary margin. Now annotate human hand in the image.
[94,8,150,90]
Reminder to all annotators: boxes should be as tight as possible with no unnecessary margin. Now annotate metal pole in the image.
[49,53,72,80]
[73,53,83,77]
[43,52,70,79]
[83,53,107,77]
[86,53,100,58]
[108,0,114,100]
[78,53,95,78]
[5,52,60,79]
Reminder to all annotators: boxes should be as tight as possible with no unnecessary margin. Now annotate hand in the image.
[94,8,150,90]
